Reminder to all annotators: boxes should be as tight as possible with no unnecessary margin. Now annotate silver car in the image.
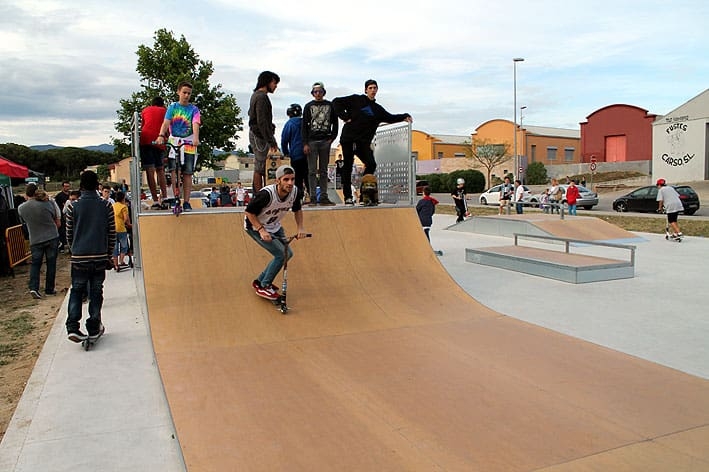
[525,184,599,210]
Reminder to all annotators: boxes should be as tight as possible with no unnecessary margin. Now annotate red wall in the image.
[580,104,656,162]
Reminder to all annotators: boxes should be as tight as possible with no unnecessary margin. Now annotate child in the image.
[416,186,439,242]
[540,189,550,213]
[155,81,201,211]
[451,178,467,223]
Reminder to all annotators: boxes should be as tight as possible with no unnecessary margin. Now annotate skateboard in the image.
[359,174,378,206]
[82,325,105,351]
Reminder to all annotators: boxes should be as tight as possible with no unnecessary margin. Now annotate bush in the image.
[448,169,486,193]
[526,162,548,185]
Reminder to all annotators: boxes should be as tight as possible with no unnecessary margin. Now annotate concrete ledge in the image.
[465,234,636,283]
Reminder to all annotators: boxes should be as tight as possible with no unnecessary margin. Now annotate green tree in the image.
[464,138,512,187]
[448,169,486,193]
[525,162,548,185]
[96,164,110,182]
[114,28,243,168]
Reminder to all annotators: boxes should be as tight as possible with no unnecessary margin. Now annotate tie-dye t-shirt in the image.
[165,103,201,138]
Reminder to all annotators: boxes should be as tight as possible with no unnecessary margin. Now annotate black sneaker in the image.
[68,329,87,343]
[182,201,193,212]
[89,324,105,340]
[344,198,355,206]
[45,290,57,296]
[318,198,336,206]
[30,290,42,299]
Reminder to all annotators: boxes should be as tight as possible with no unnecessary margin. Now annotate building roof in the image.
[524,125,580,139]
[429,134,471,144]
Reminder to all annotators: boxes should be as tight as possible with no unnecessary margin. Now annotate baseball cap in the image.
[275,164,294,180]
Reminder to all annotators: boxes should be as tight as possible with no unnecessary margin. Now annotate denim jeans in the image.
[29,237,59,292]
[66,261,106,335]
[515,202,524,214]
[568,204,577,216]
[246,227,292,287]
[307,139,332,201]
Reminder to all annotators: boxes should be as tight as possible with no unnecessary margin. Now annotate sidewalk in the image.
[1,215,707,471]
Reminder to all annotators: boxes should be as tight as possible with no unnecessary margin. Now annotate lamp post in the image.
[512,57,524,181]
[520,105,527,170]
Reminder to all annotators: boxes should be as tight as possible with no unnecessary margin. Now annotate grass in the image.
[0,344,21,366]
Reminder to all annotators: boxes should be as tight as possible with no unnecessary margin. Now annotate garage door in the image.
[605,135,627,162]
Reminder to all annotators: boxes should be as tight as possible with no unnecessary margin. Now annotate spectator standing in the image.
[332,79,412,205]
[566,180,580,215]
[140,97,169,209]
[65,170,116,343]
[235,182,247,206]
[209,186,219,208]
[248,71,280,193]
[548,178,561,214]
[54,181,71,251]
[281,103,309,198]
[514,179,525,214]
[112,191,131,270]
[155,82,201,212]
[17,184,61,299]
[302,81,338,205]
[499,176,514,215]
[416,186,439,242]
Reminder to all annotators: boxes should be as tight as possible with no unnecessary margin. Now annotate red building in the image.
[580,104,657,163]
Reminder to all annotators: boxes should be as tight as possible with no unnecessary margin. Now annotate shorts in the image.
[667,212,679,224]
[166,154,196,175]
[113,232,129,256]
[249,130,269,174]
[499,198,510,206]
[140,145,165,169]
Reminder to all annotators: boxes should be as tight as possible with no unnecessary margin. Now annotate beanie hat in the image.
[275,164,295,180]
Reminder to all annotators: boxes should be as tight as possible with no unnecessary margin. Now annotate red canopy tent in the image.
[0,157,29,179]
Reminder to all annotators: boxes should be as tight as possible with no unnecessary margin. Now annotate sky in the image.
[1,0,707,149]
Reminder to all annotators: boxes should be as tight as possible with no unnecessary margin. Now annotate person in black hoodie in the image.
[65,170,116,343]
[332,79,412,205]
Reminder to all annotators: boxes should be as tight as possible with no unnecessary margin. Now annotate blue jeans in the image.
[66,261,106,335]
[568,204,577,215]
[246,227,292,287]
[515,202,523,214]
[29,237,59,292]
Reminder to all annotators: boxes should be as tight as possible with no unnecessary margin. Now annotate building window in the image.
[564,147,575,162]
[437,152,444,159]
[531,145,536,162]
[547,147,557,161]
[454,153,465,158]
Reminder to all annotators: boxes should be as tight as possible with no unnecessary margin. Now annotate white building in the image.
[652,89,709,183]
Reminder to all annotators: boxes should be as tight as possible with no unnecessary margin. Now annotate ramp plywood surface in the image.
[139,207,709,471]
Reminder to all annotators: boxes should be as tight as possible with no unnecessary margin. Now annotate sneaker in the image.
[30,290,42,299]
[344,198,355,206]
[150,202,163,210]
[45,290,57,296]
[255,284,280,301]
[89,324,105,340]
[182,201,193,212]
[67,329,87,343]
[253,279,279,293]
[318,198,336,206]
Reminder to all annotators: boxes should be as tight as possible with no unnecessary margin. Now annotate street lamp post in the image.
[512,57,524,181]
[520,105,527,171]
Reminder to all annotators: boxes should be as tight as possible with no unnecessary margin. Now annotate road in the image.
[431,179,709,218]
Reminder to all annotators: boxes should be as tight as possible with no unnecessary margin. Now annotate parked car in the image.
[415,180,429,195]
[525,184,599,210]
[479,184,531,205]
[200,187,214,198]
[612,185,700,215]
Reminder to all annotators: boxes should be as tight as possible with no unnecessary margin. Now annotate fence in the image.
[5,224,30,275]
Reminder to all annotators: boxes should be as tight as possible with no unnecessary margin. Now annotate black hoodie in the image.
[332,94,410,142]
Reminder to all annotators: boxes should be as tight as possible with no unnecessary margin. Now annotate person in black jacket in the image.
[65,170,116,343]
[332,79,412,205]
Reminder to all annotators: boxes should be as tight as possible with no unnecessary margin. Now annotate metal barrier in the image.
[513,233,636,266]
[5,224,30,275]
[504,200,566,219]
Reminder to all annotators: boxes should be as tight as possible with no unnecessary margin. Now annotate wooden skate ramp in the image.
[139,207,709,471]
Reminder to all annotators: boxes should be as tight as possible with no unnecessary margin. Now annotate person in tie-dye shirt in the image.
[156,81,201,211]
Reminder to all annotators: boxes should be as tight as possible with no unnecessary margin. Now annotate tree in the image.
[96,164,110,182]
[114,29,243,169]
[525,162,548,185]
[464,138,512,187]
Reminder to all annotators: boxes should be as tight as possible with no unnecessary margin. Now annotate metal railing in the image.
[513,233,636,266]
